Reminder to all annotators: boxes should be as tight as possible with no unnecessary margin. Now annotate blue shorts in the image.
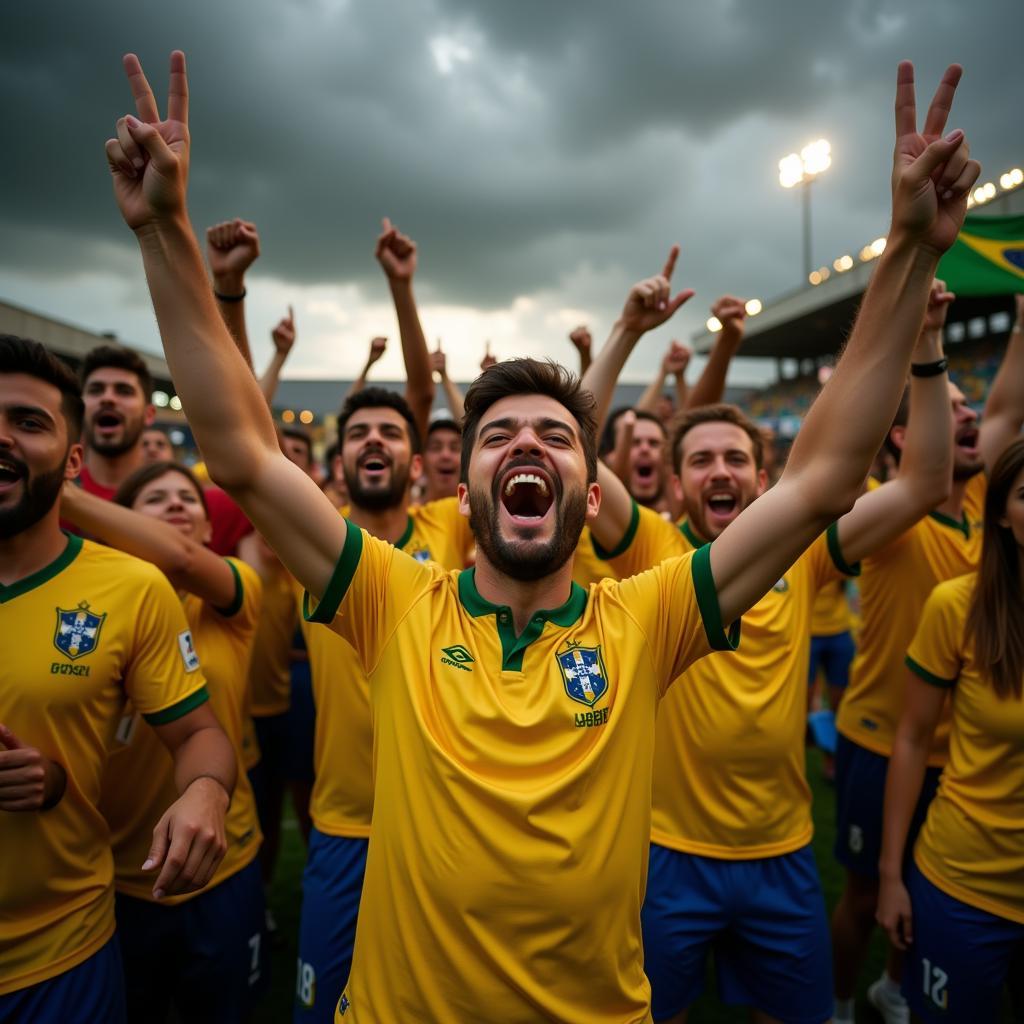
[903,860,1024,1023]
[641,843,833,1024]
[287,633,315,784]
[808,630,855,689]
[115,857,267,1023]
[0,934,125,1024]
[833,733,942,879]
[294,829,369,1024]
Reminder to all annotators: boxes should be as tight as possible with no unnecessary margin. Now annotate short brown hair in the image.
[671,403,764,473]
[0,335,84,439]
[460,359,598,483]
[114,460,210,519]
[80,344,153,402]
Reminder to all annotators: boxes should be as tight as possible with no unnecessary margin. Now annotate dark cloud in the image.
[1,0,1020,332]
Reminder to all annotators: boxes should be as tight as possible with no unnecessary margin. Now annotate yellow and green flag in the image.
[938,214,1024,294]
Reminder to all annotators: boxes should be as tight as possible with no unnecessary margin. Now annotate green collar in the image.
[395,515,414,551]
[0,532,83,604]
[679,519,709,550]
[928,508,970,539]
[457,568,587,671]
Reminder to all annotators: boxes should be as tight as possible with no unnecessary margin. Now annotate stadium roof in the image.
[691,174,1024,361]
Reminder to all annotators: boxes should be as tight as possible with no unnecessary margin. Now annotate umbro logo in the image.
[440,645,474,672]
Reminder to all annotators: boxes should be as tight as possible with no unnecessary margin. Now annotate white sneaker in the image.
[867,977,910,1024]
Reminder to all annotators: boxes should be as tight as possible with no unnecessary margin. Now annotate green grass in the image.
[256,750,1012,1022]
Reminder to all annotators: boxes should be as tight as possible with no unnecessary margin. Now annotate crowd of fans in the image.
[2,50,1023,1024]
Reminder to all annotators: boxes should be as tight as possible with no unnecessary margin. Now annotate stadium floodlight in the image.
[778,139,832,283]
[744,299,763,316]
[706,316,723,333]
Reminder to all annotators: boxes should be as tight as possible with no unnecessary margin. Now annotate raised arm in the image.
[581,246,695,432]
[637,341,691,415]
[568,326,593,375]
[107,52,345,599]
[206,218,261,369]
[60,483,238,608]
[259,305,296,406]
[344,336,387,401]
[686,296,746,410]
[832,280,955,564]
[430,342,465,422]
[979,293,1024,469]
[709,62,979,626]
[376,218,435,439]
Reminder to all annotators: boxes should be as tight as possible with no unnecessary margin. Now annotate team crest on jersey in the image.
[409,547,433,563]
[557,644,608,708]
[53,602,106,660]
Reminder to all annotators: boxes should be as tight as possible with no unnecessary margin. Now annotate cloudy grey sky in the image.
[1,0,1020,386]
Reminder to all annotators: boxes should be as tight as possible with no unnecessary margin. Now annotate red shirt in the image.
[205,486,253,556]
[78,464,118,503]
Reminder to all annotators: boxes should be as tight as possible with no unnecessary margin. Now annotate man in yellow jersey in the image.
[830,293,1024,1024]
[582,267,958,1022]
[0,336,236,1024]
[296,385,475,1023]
[108,51,977,1022]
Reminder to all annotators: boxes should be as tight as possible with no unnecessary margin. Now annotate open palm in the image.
[107,52,190,231]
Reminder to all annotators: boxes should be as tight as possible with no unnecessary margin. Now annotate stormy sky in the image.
[1,0,1020,385]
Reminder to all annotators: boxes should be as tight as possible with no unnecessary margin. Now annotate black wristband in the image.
[213,288,246,303]
[910,358,948,378]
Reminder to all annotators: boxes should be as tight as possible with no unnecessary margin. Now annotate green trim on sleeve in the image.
[592,500,640,560]
[826,522,861,577]
[303,520,364,624]
[905,655,957,689]
[690,544,740,652]
[214,559,245,617]
[394,515,415,551]
[143,685,210,725]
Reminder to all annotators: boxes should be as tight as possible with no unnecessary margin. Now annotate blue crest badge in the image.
[557,644,609,708]
[54,602,106,660]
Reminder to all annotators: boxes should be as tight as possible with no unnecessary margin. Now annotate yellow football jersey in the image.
[249,559,298,718]
[811,578,853,636]
[572,523,622,588]
[836,473,985,763]
[306,523,735,1023]
[603,505,854,857]
[0,536,208,995]
[302,498,475,837]
[100,559,263,902]
[907,574,1024,924]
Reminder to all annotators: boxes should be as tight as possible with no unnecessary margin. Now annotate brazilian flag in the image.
[938,214,1024,294]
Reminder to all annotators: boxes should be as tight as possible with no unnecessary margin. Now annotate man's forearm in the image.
[897,328,953,499]
[685,331,741,410]
[171,724,236,800]
[213,270,253,370]
[259,349,289,406]
[390,279,435,439]
[981,315,1024,468]
[785,236,939,508]
[136,217,278,487]
[636,368,668,415]
[440,375,465,422]
[582,321,642,432]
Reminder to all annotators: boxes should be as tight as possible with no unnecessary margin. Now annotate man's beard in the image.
[953,457,984,483]
[344,459,410,512]
[468,465,587,582]
[85,414,144,457]
[0,459,66,539]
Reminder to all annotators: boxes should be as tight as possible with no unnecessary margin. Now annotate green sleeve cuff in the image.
[905,655,956,689]
[691,543,741,652]
[826,521,861,577]
[303,520,364,625]
[143,686,209,725]
[592,500,640,561]
[214,559,244,618]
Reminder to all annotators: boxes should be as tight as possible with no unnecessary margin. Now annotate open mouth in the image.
[0,457,26,491]
[94,412,123,434]
[705,491,739,519]
[359,452,391,476]
[634,464,655,481]
[955,427,979,453]
[500,470,554,522]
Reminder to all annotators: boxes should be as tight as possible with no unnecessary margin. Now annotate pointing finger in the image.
[661,245,680,281]
[122,53,161,124]
[922,64,963,140]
